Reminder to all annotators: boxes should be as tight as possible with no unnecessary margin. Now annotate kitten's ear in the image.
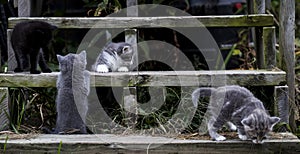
[57,55,63,63]
[241,117,252,127]
[269,117,280,128]
[79,50,87,59]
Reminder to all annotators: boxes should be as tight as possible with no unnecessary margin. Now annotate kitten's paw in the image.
[14,68,23,72]
[96,65,109,73]
[118,67,129,72]
[30,70,41,74]
[252,139,264,144]
[215,136,226,141]
[42,68,52,73]
[238,135,248,141]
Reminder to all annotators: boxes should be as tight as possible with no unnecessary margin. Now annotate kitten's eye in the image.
[123,46,130,52]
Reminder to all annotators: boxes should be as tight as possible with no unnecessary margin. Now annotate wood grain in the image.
[0,70,286,87]
[8,15,274,29]
[0,133,298,153]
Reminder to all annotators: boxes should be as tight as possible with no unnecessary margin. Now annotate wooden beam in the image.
[8,15,274,29]
[0,70,286,87]
[0,88,9,131]
[0,133,298,153]
[252,0,266,69]
[279,0,297,132]
[263,27,276,69]
[274,86,289,126]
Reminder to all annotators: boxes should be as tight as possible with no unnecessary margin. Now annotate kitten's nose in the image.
[252,136,264,144]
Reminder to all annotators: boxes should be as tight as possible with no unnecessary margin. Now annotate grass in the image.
[6,88,56,134]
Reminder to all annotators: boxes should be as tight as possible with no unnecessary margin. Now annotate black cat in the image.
[11,20,57,74]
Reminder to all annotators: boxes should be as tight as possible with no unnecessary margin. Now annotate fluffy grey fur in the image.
[91,42,133,73]
[11,21,57,74]
[55,50,90,134]
[192,85,280,143]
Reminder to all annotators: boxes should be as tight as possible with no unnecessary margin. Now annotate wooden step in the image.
[8,14,274,29]
[0,70,286,87]
[0,133,298,153]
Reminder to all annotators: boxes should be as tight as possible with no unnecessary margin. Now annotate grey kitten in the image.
[11,21,57,74]
[192,85,280,144]
[91,42,133,73]
[55,50,90,134]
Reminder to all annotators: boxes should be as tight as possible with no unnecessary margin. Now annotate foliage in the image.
[8,88,56,133]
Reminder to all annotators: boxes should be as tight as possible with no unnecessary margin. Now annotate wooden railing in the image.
[0,0,293,133]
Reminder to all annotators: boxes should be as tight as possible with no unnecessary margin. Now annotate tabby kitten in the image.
[192,85,280,144]
[55,50,90,134]
[91,42,133,73]
[11,20,57,74]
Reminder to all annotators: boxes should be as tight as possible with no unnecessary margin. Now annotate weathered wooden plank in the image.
[7,29,16,72]
[0,88,9,131]
[136,70,286,87]
[8,14,274,29]
[263,27,276,69]
[0,133,298,153]
[0,70,286,87]
[274,86,289,125]
[253,0,265,69]
[279,0,297,131]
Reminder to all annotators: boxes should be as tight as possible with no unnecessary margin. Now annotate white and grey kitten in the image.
[55,50,90,134]
[192,85,280,144]
[91,42,133,73]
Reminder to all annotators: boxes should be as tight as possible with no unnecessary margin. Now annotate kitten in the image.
[91,42,134,126]
[11,20,57,74]
[91,42,133,73]
[55,50,90,134]
[192,85,280,144]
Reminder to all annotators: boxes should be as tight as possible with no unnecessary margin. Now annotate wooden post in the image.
[265,0,271,11]
[122,87,138,128]
[252,0,266,69]
[263,27,276,70]
[0,88,9,131]
[7,29,16,72]
[123,0,138,128]
[279,0,297,132]
[274,86,289,131]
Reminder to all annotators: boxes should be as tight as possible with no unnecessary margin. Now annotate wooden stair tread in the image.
[0,70,285,87]
[0,133,298,153]
[8,14,274,29]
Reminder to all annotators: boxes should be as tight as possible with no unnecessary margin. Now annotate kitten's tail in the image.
[192,87,215,107]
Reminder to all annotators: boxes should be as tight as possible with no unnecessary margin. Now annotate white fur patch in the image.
[226,122,237,131]
[238,135,248,141]
[96,64,109,73]
[118,66,129,72]
[215,135,226,141]
[252,139,264,144]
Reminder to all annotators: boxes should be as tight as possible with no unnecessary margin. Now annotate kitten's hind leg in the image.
[38,49,52,73]
[208,119,226,141]
[13,49,24,72]
[29,49,41,74]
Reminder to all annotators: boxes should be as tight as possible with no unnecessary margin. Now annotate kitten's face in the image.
[107,42,133,60]
[118,45,133,60]
[241,109,280,144]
